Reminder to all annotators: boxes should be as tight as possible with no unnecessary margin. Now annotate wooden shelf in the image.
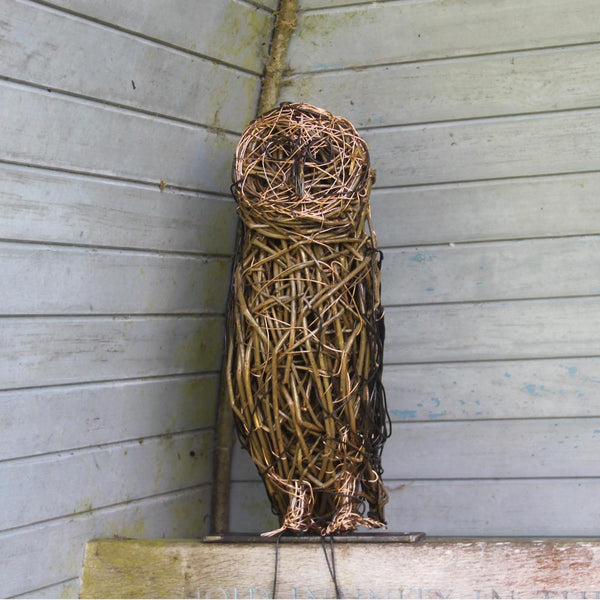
[81,536,600,598]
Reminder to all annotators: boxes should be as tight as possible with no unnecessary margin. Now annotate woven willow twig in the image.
[226,103,390,535]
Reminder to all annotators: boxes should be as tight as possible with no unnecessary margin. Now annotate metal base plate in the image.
[202,532,426,543]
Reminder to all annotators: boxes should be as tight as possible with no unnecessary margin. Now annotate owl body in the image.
[226,103,389,535]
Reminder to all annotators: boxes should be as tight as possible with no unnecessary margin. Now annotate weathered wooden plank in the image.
[385,297,600,364]
[282,44,600,126]
[365,109,600,188]
[383,419,600,479]
[382,236,600,305]
[0,485,211,599]
[0,315,223,390]
[230,479,600,537]
[81,537,600,599]
[0,82,236,193]
[0,242,230,314]
[371,173,600,246]
[44,0,273,74]
[383,358,600,422]
[2,0,260,132]
[289,0,600,72]
[385,479,600,538]
[0,165,237,254]
[49,0,272,73]
[231,417,600,481]
[0,430,212,531]
[0,374,218,461]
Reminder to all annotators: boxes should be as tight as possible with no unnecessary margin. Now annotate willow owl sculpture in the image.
[226,103,390,535]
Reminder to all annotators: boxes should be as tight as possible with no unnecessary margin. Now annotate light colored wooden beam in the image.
[81,537,600,599]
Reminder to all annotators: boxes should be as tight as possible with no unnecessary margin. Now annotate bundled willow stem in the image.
[226,103,390,535]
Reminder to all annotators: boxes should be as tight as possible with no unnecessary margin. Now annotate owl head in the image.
[232,103,373,234]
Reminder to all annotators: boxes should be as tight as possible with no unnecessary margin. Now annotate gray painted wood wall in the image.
[0,1,275,597]
[230,0,600,536]
[4,1,600,595]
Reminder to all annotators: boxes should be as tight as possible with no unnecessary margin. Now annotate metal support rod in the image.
[210,0,298,535]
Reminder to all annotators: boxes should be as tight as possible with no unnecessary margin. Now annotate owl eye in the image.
[264,135,298,161]
[305,136,336,164]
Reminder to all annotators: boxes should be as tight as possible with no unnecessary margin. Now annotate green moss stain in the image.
[179,377,219,428]
[204,2,271,75]
[174,321,223,372]
[72,498,94,514]
[59,581,80,599]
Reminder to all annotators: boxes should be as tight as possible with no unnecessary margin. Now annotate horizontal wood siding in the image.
[0,1,272,597]
[39,0,274,74]
[227,0,600,537]
[2,487,211,598]
[230,479,600,536]
[288,0,600,72]
[0,375,219,460]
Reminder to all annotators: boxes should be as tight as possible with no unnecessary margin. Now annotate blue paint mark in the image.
[390,409,417,420]
[475,400,481,405]
[577,392,585,398]
[428,412,447,420]
[314,62,335,71]
[593,429,600,434]
[476,281,484,286]
[430,397,441,407]
[524,384,537,395]
[504,372,511,378]
[417,403,424,408]
[540,385,546,391]
[479,264,486,270]
[475,411,484,416]
[409,251,437,263]
[568,366,578,376]
[426,287,435,292]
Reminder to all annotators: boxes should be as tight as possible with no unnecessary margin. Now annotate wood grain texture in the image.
[282,44,600,126]
[0,486,211,599]
[0,374,218,460]
[43,0,274,74]
[1,430,212,530]
[0,165,237,254]
[364,109,600,188]
[2,0,260,132]
[384,297,600,363]
[230,479,600,536]
[0,316,223,390]
[381,236,600,305]
[383,358,600,422]
[231,417,600,480]
[0,82,236,193]
[288,0,600,72]
[371,173,600,246]
[0,242,230,314]
[81,538,600,599]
